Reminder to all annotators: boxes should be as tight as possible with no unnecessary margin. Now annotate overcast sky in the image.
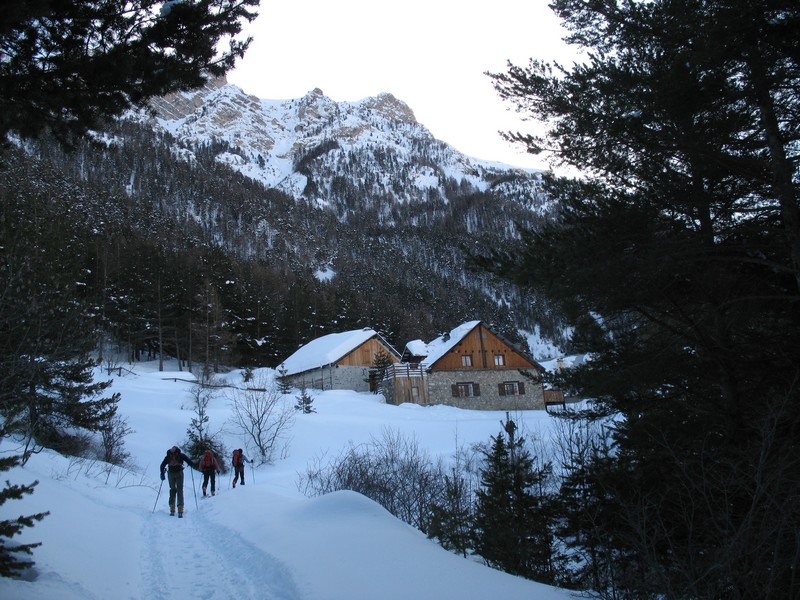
[228,0,578,170]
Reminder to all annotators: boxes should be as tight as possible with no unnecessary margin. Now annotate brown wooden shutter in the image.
[498,383,506,396]
[451,384,459,397]
[518,382,525,395]
[474,383,481,396]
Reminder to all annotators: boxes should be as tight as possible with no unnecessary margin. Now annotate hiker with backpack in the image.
[159,446,196,517]
[231,448,252,488]
[199,449,221,497]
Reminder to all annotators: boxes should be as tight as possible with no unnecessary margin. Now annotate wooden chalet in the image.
[383,321,546,410]
[279,328,401,393]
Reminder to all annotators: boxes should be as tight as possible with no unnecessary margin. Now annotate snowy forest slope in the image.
[7,79,568,367]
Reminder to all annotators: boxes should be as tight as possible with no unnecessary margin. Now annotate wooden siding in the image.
[336,338,400,367]
[430,323,539,372]
[383,364,430,405]
[544,389,566,411]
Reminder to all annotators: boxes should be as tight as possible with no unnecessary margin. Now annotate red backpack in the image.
[232,449,242,467]
[200,450,214,469]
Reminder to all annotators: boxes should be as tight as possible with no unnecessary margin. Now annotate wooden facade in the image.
[282,329,401,393]
[384,321,548,410]
[425,322,541,371]
[544,389,566,411]
[337,338,398,368]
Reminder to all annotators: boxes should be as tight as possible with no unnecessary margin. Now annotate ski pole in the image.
[190,466,198,509]
[250,461,255,485]
[152,479,163,513]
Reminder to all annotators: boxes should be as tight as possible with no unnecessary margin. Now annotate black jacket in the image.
[160,448,195,477]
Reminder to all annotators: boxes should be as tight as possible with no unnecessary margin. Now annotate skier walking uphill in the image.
[199,449,220,496]
[160,446,195,517]
[232,448,252,488]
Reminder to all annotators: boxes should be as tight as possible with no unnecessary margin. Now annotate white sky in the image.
[228,0,577,170]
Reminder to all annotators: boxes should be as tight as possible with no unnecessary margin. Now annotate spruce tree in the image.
[427,469,473,558]
[472,420,556,583]
[294,388,316,414]
[276,365,292,394]
[1,0,257,579]
[369,348,394,394]
[1,161,120,461]
[0,455,48,577]
[184,380,226,468]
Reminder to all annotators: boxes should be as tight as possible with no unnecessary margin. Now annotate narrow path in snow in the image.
[143,493,301,600]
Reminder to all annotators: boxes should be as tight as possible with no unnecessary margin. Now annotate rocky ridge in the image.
[135,77,547,214]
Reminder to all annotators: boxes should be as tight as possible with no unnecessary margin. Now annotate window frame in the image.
[498,381,526,396]
[452,382,481,397]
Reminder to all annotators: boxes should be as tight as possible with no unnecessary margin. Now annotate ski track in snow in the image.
[143,489,300,600]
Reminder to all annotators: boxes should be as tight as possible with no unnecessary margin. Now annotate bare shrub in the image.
[100,413,133,466]
[299,427,445,532]
[225,372,294,464]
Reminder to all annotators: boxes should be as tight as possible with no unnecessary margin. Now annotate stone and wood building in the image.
[382,321,546,410]
[279,328,401,393]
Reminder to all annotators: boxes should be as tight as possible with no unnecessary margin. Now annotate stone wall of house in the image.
[287,365,371,393]
[427,369,545,410]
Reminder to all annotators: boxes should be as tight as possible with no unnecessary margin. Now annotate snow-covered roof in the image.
[280,328,380,376]
[403,339,428,358]
[419,320,481,368]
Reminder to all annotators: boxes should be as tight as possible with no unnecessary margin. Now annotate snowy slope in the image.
[0,360,574,600]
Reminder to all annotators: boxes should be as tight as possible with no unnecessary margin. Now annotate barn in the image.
[278,328,401,393]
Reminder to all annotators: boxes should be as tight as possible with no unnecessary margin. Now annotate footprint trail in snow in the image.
[143,498,300,600]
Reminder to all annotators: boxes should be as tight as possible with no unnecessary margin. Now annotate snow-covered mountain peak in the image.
[362,92,417,124]
[134,77,544,210]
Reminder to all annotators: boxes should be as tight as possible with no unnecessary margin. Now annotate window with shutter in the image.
[500,382,525,396]
[454,382,478,397]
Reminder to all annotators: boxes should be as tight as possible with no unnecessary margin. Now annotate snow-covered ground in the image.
[0,360,575,599]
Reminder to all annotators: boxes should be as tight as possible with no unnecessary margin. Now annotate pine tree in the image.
[486,1,800,596]
[0,0,258,142]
